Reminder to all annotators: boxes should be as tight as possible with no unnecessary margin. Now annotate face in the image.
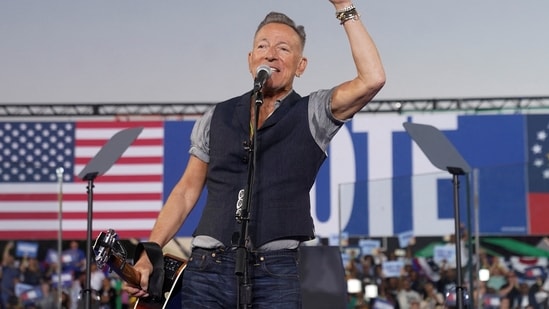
[248,23,307,96]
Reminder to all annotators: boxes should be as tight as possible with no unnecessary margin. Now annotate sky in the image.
[1,0,548,104]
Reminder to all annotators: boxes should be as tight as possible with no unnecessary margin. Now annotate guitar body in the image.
[93,229,187,309]
[134,254,186,309]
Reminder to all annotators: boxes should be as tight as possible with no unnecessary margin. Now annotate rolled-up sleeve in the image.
[309,88,347,153]
[189,105,216,163]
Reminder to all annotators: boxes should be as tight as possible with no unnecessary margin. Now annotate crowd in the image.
[343,236,549,309]
[2,237,549,309]
[0,240,132,309]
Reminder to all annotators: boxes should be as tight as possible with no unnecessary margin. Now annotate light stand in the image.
[449,167,466,309]
[56,167,64,309]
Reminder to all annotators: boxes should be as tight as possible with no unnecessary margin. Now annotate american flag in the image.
[0,121,164,240]
[527,114,549,234]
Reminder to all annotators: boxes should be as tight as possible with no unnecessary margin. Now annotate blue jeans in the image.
[180,247,302,308]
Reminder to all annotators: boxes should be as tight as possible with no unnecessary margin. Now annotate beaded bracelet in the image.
[335,4,360,25]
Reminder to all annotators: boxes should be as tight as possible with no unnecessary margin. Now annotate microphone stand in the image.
[235,88,263,308]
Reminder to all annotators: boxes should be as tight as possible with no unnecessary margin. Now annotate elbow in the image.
[370,70,386,94]
[370,77,386,97]
[360,72,386,102]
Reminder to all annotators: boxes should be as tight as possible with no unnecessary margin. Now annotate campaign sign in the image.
[373,298,395,309]
[382,260,404,278]
[433,244,456,265]
[46,249,58,264]
[16,241,38,258]
[398,230,414,248]
[18,285,43,305]
[359,239,381,255]
[15,283,35,297]
[483,294,501,309]
[329,232,349,246]
[51,272,74,289]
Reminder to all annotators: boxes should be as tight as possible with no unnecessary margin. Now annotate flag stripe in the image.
[528,193,549,234]
[75,145,163,158]
[93,175,163,182]
[0,211,159,220]
[75,138,163,147]
[75,121,162,129]
[0,201,161,212]
[0,193,161,201]
[0,230,152,240]
[75,157,163,165]
[1,182,162,194]
[0,219,156,230]
[74,163,163,176]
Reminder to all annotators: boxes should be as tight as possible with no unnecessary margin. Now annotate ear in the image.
[296,57,308,77]
[247,52,254,75]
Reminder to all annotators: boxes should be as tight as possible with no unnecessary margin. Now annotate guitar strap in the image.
[134,242,165,299]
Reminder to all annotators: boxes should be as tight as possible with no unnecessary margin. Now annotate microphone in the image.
[253,65,272,91]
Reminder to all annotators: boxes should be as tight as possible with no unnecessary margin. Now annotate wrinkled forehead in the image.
[254,22,304,50]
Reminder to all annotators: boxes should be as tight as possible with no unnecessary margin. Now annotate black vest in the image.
[193,91,326,247]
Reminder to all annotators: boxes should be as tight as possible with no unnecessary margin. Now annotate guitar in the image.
[93,229,187,309]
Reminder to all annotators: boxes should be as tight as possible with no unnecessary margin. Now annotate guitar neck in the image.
[108,254,141,287]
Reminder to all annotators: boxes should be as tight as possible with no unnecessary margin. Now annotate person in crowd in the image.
[405,266,423,293]
[1,242,20,309]
[346,250,362,280]
[499,271,521,308]
[436,263,457,297]
[62,241,85,275]
[500,296,512,309]
[516,281,536,309]
[69,271,86,309]
[371,282,400,309]
[98,278,117,309]
[528,275,549,309]
[34,281,57,309]
[420,281,444,309]
[486,255,509,291]
[358,254,377,290]
[19,257,42,287]
[124,0,385,308]
[397,276,422,309]
[89,262,105,294]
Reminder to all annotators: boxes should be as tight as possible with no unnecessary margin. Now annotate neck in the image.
[250,88,292,129]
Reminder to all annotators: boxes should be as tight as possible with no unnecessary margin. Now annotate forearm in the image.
[341,4,385,89]
[330,1,386,119]
[147,195,190,248]
[148,156,207,248]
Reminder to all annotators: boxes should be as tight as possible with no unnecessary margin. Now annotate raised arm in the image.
[329,1,386,120]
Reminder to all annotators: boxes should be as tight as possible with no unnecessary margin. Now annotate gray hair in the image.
[255,12,306,49]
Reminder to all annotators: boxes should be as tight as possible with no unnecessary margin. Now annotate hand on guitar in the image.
[94,230,188,308]
[123,251,153,299]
